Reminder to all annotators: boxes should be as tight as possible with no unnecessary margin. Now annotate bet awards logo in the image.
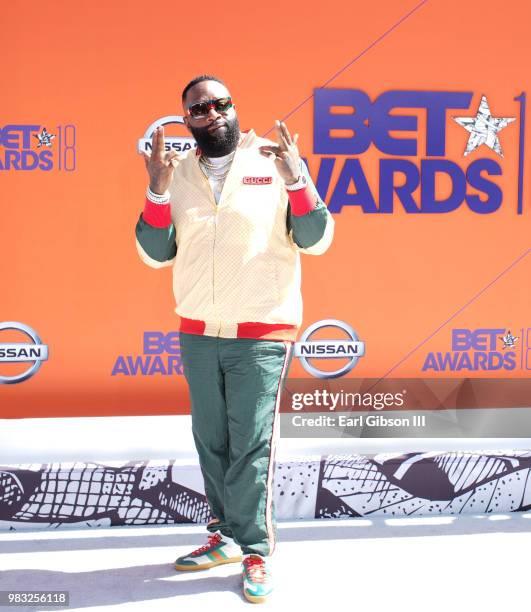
[112,331,183,376]
[0,124,76,171]
[422,326,529,372]
[312,89,524,214]
[0,322,49,384]
[137,116,196,155]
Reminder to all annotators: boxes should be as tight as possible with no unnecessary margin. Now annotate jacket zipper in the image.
[197,167,220,334]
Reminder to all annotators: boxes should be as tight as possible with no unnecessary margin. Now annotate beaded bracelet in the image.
[146,186,170,204]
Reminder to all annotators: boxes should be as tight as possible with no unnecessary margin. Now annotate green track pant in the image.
[179,332,294,557]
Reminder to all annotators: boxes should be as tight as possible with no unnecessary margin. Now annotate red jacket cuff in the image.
[287,186,317,216]
[142,198,172,228]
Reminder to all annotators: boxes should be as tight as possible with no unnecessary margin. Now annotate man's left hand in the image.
[259,120,301,185]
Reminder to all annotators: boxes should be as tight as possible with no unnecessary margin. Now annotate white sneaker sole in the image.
[243,589,271,604]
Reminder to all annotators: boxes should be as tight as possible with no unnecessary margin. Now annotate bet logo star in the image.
[34,127,56,148]
[452,95,515,157]
[500,330,519,350]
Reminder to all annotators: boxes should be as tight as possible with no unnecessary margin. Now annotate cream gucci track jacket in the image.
[135,129,334,341]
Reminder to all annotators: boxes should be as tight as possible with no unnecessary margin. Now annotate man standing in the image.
[135,75,334,603]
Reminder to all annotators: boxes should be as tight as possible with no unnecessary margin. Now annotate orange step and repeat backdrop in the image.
[1,0,529,417]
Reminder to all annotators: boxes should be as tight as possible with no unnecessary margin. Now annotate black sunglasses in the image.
[186,96,234,119]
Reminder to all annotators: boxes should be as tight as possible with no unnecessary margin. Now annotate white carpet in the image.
[0,514,529,611]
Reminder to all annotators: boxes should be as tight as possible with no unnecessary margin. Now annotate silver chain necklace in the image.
[200,153,235,168]
[199,163,230,182]
[199,151,235,181]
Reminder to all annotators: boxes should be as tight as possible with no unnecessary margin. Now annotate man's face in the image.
[182,80,240,157]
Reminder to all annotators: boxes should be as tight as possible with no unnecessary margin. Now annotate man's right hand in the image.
[140,125,180,195]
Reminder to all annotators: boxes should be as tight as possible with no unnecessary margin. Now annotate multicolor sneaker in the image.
[242,554,273,604]
[174,532,242,571]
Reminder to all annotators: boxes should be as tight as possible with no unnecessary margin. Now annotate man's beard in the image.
[190,115,241,157]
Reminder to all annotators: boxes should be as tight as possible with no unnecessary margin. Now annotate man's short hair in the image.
[181,74,227,105]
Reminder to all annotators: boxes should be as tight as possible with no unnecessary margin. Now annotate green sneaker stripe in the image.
[206,548,226,561]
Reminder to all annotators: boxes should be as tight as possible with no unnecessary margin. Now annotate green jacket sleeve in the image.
[135,213,177,268]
